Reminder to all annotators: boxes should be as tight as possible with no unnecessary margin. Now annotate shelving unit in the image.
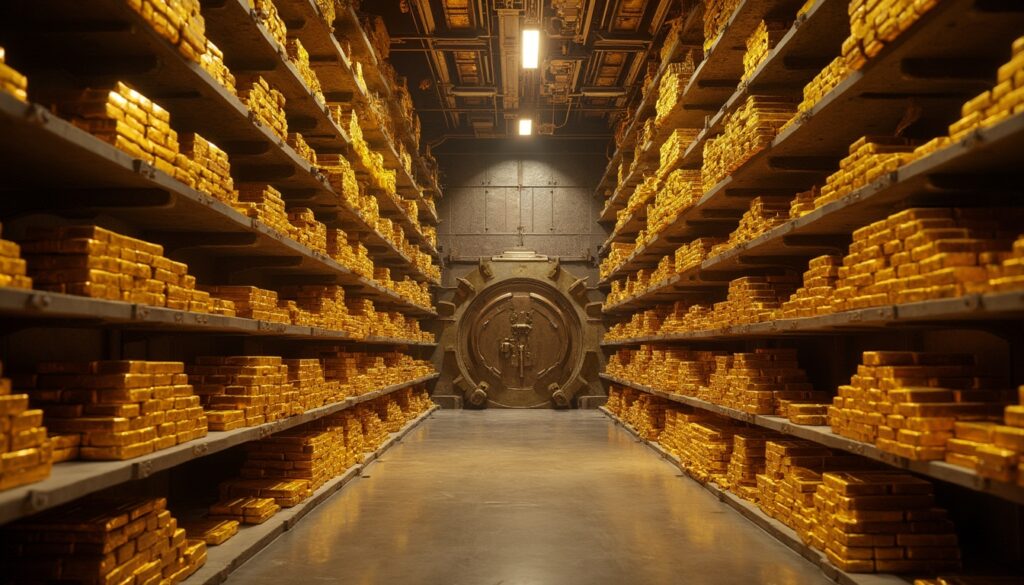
[182,405,438,585]
[594,0,1024,580]
[0,0,444,574]
[0,374,439,526]
[600,407,909,585]
[597,0,1024,285]
[601,374,1024,506]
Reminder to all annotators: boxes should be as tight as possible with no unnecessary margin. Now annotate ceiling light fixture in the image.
[522,29,540,69]
[518,118,533,136]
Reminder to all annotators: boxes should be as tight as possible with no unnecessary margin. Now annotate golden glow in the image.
[522,29,540,69]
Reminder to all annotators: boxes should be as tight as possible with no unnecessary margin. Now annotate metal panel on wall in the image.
[438,153,607,261]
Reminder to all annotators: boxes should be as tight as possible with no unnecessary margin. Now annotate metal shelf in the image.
[598,0,799,222]
[201,0,438,258]
[599,0,1024,283]
[269,0,440,226]
[0,287,437,346]
[0,0,438,285]
[0,93,436,316]
[0,375,439,526]
[601,290,1024,345]
[599,407,911,585]
[599,374,1024,507]
[601,110,1024,303]
[181,406,438,585]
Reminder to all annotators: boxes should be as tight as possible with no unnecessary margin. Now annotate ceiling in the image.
[360,0,682,147]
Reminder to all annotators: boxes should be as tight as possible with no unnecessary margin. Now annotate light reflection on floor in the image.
[227,410,833,585]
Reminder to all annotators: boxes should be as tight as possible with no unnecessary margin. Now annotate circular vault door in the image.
[459,279,582,408]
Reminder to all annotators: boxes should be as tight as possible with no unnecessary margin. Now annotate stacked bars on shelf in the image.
[286,38,325,104]
[199,40,236,96]
[0,361,52,491]
[829,351,1005,462]
[0,223,32,289]
[198,285,290,324]
[28,360,208,461]
[238,76,288,141]
[128,0,207,64]
[655,55,696,127]
[21,225,218,313]
[709,195,791,257]
[180,132,238,204]
[57,82,182,178]
[287,132,318,167]
[743,20,789,79]
[702,95,797,193]
[251,0,288,49]
[187,356,296,430]
[842,0,940,71]
[945,385,1024,485]
[0,497,205,584]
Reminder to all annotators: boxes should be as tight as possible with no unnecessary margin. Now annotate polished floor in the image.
[228,410,833,585]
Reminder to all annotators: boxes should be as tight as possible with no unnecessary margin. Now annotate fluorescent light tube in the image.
[522,29,540,69]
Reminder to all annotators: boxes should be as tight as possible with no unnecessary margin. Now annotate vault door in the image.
[459,279,582,408]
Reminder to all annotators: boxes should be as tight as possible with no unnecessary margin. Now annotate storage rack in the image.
[600,407,907,585]
[0,0,444,578]
[595,0,1024,579]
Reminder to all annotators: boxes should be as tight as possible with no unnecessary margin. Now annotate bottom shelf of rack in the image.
[183,405,439,585]
[599,407,908,585]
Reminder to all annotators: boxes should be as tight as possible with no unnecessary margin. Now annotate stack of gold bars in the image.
[842,0,939,71]
[917,36,1024,157]
[655,55,696,127]
[724,429,779,501]
[21,225,220,312]
[128,0,207,64]
[0,46,28,102]
[178,518,239,546]
[287,132,318,167]
[646,169,703,238]
[702,95,797,193]
[251,0,288,49]
[200,40,236,96]
[286,38,325,105]
[786,57,850,130]
[621,392,666,440]
[787,186,819,218]
[703,0,742,50]
[944,385,1024,485]
[319,153,362,206]
[287,208,328,254]
[814,136,919,210]
[319,350,433,396]
[659,128,700,177]
[235,183,292,235]
[778,254,842,318]
[704,349,825,415]
[283,359,333,411]
[0,360,52,491]
[187,356,297,430]
[238,76,288,141]
[743,20,789,79]
[58,82,180,177]
[28,360,208,461]
[180,132,238,204]
[208,495,279,525]
[279,284,347,330]
[1,497,206,584]
[709,195,791,258]
[0,223,32,290]
[199,285,290,323]
[813,471,961,573]
[600,242,636,280]
[828,207,1024,310]
[828,351,1005,461]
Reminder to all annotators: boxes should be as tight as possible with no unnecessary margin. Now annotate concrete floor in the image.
[227,410,834,585]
